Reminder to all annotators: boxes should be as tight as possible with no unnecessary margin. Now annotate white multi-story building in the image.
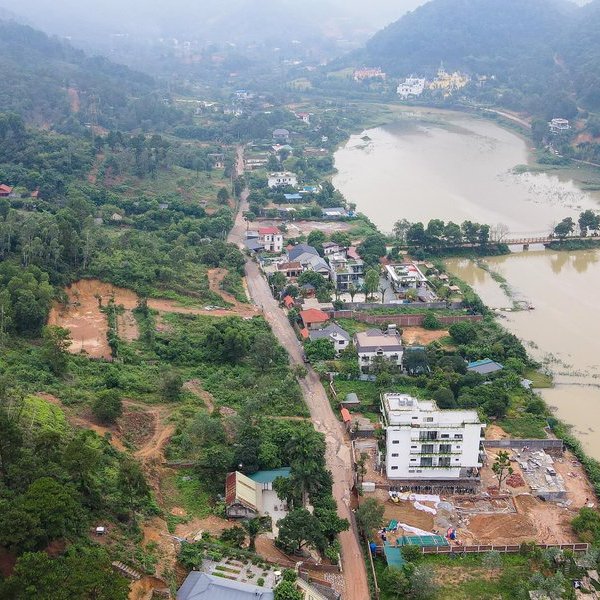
[355,326,403,372]
[258,226,283,252]
[548,118,571,134]
[268,171,298,188]
[380,393,485,480]
[397,77,426,99]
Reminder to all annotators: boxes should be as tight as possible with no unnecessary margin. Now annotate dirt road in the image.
[228,149,369,600]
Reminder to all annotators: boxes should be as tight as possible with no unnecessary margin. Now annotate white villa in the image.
[548,118,571,133]
[397,77,426,99]
[385,262,428,291]
[354,326,403,372]
[267,171,298,189]
[380,393,485,480]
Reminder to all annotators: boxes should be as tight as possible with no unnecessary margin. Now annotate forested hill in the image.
[0,19,182,131]
[355,0,600,113]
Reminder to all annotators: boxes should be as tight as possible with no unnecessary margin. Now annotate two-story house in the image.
[355,326,403,372]
[259,226,283,253]
[329,252,364,292]
[380,393,485,480]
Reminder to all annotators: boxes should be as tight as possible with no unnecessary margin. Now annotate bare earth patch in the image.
[402,326,449,345]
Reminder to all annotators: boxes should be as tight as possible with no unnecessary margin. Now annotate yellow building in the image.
[428,65,470,95]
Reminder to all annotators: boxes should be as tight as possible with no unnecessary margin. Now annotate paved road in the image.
[228,147,370,600]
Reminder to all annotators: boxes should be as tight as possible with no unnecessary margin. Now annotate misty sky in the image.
[0,0,428,41]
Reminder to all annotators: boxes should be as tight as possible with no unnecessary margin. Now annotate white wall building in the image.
[397,77,426,99]
[354,326,403,372]
[258,226,283,252]
[268,171,298,188]
[548,118,571,133]
[380,393,485,480]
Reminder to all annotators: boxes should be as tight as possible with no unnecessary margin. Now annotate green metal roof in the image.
[248,468,291,484]
[397,534,449,547]
[383,543,405,569]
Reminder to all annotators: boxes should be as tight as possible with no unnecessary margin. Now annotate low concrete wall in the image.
[483,439,564,452]
[329,310,483,328]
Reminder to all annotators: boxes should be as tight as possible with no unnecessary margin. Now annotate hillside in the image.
[0,19,181,130]
[355,0,600,113]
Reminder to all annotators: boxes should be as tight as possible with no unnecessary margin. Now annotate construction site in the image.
[354,431,596,550]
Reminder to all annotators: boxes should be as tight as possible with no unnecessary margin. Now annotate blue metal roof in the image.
[248,468,291,484]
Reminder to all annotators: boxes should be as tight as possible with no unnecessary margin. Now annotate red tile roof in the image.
[0,184,12,194]
[300,328,309,340]
[347,246,361,260]
[283,295,295,308]
[225,471,237,505]
[299,308,330,327]
[259,226,281,235]
[340,408,352,423]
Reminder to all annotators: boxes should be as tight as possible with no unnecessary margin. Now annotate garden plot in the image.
[200,557,280,589]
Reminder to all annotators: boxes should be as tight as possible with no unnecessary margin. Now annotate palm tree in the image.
[379,285,387,304]
[348,284,358,303]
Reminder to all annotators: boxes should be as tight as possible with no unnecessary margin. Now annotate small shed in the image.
[341,393,360,408]
[467,358,504,375]
[340,408,352,426]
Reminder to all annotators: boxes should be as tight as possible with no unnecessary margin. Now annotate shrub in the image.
[400,544,422,562]
[422,314,442,330]
[91,389,123,424]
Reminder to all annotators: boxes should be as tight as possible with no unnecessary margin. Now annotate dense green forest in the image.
[353,0,600,115]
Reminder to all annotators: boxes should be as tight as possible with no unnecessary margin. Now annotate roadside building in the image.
[380,393,485,480]
[258,226,283,252]
[177,572,274,600]
[354,326,403,372]
[225,468,291,524]
[268,171,298,189]
[309,323,351,355]
[300,308,330,329]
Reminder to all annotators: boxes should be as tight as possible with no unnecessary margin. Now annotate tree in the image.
[242,518,261,550]
[276,508,324,554]
[403,348,429,375]
[40,325,71,376]
[307,229,326,248]
[274,580,302,600]
[355,498,384,537]
[409,564,439,599]
[492,451,513,490]
[553,217,575,239]
[393,218,411,243]
[357,234,387,266]
[422,313,442,330]
[432,387,456,409]
[269,272,287,296]
[448,321,477,344]
[364,268,380,300]
[217,187,230,204]
[572,507,600,544]
[251,332,280,371]
[401,544,422,562]
[578,209,600,236]
[220,526,246,547]
[379,285,387,304]
[379,567,410,599]
[92,389,123,424]
[348,284,359,303]
[304,338,335,362]
[161,371,183,402]
[195,445,235,494]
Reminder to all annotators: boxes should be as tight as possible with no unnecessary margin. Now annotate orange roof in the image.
[0,184,12,193]
[299,308,330,327]
[300,328,309,339]
[259,226,281,235]
[283,295,294,308]
[340,408,352,423]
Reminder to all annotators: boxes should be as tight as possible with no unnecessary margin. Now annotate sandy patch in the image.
[402,327,449,345]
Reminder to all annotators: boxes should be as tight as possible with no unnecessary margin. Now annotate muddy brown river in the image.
[334,109,600,459]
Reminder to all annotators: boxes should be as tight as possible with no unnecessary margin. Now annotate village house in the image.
[397,77,426,99]
[380,393,485,480]
[277,261,303,278]
[207,153,225,168]
[268,171,298,189]
[287,244,330,276]
[321,207,349,220]
[355,326,403,372]
[467,358,504,375]
[322,242,344,256]
[259,226,283,252]
[0,184,13,197]
[300,308,330,330]
[428,65,470,94]
[177,572,274,600]
[272,128,290,143]
[225,468,291,529]
[385,262,428,293]
[353,67,386,82]
[329,252,364,292]
[309,323,351,355]
[295,112,311,124]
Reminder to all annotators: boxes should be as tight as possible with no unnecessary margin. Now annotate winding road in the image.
[228,148,370,600]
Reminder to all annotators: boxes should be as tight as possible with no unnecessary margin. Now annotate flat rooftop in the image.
[382,393,481,426]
